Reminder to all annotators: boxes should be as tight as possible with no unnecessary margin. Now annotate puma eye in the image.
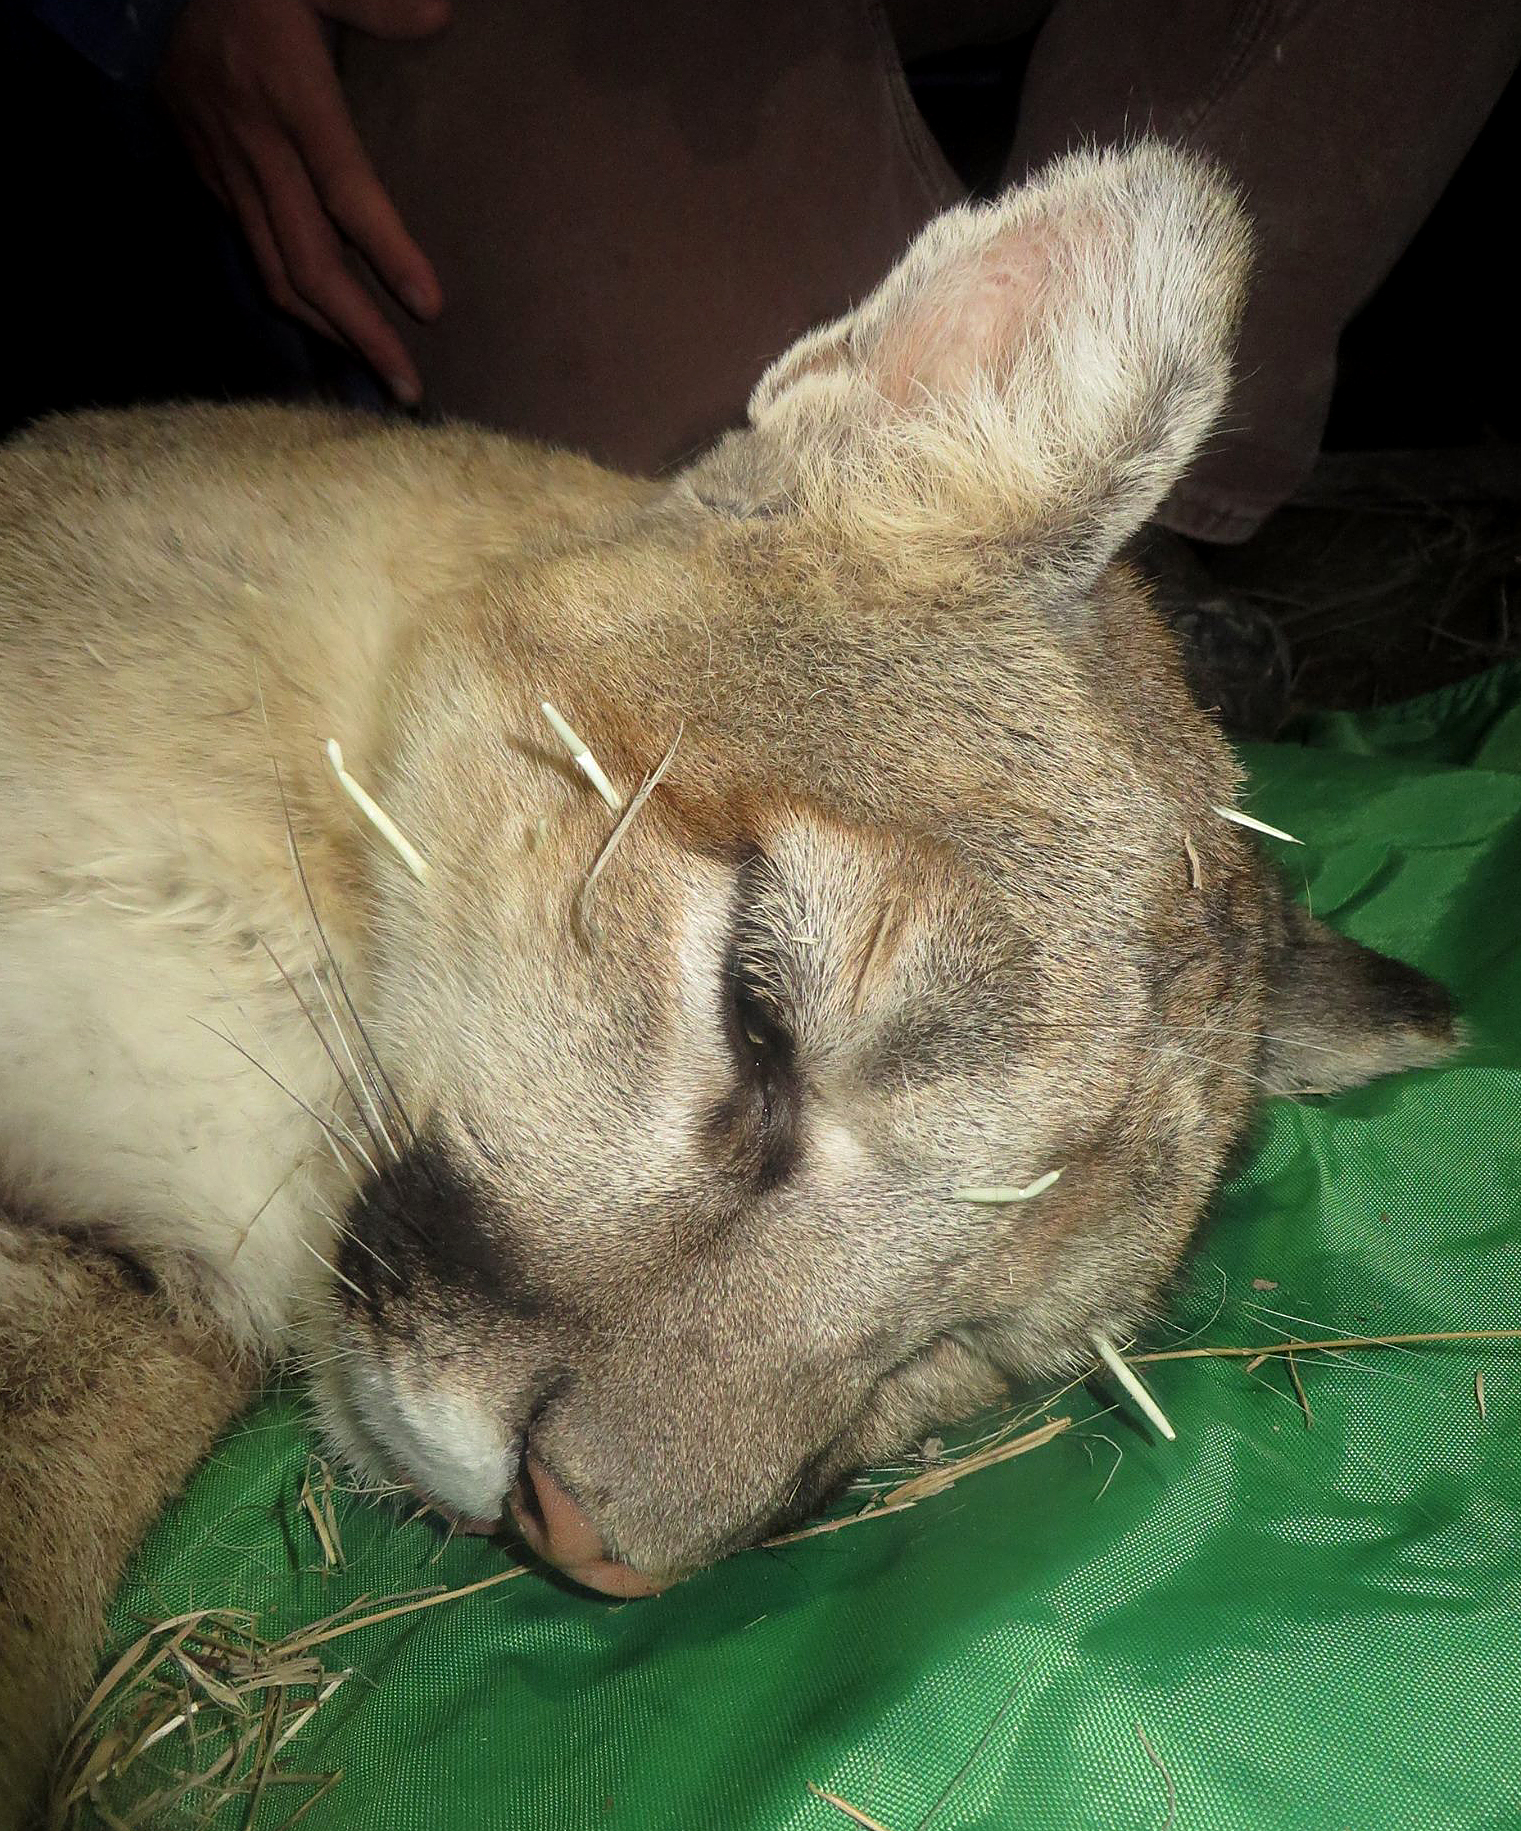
[709,945,803,1186]
[723,953,794,1078]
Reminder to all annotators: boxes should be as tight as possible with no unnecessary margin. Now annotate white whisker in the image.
[193,1019,375,1183]
[278,817,418,1150]
[295,936,402,1163]
[313,1201,401,1286]
[300,1236,367,1301]
[266,742,419,1153]
[208,961,378,1180]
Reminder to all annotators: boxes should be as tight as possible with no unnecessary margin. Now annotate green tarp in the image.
[83,662,1521,1830]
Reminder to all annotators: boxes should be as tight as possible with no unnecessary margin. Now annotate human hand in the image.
[158,0,450,403]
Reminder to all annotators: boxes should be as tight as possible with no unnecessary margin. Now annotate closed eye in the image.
[706,945,801,1188]
[723,947,795,1082]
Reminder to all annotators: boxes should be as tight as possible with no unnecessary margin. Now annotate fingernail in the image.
[389,373,422,406]
[403,284,438,319]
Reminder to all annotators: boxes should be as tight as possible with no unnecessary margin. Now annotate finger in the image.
[268,51,442,319]
[318,0,451,41]
[235,114,424,400]
[215,129,346,344]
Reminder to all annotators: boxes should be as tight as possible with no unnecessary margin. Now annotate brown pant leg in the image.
[1010,0,1521,541]
[339,0,962,474]
[343,1,1518,531]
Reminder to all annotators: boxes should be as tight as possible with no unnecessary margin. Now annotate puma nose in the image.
[509,1452,669,1598]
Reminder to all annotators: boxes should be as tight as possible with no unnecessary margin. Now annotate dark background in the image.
[6,13,1519,708]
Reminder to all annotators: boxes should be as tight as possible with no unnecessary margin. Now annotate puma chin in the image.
[0,144,1457,1612]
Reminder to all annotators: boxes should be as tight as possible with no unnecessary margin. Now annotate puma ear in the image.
[729,141,1251,590]
[1260,901,1460,1096]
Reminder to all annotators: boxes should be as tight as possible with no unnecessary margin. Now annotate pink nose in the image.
[509,1453,669,1598]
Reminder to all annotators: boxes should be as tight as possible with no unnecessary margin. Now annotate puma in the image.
[0,144,1455,1815]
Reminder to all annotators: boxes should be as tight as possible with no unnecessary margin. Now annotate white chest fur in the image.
[0,827,357,1346]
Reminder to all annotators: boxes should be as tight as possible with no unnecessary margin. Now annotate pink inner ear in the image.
[871,220,1064,405]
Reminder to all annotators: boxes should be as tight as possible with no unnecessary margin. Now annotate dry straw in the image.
[59,1324,1519,1824]
[1134,1722,1178,1831]
[576,727,682,939]
[806,1781,893,1830]
[299,1457,346,1573]
[764,1415,1072,1548]
[51,1573,527,1829]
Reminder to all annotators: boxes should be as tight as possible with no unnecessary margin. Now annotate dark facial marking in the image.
[339,1139,545,1322]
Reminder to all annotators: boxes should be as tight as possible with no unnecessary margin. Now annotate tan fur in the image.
[0,1219,250,1819]
[0,146,1456,1816]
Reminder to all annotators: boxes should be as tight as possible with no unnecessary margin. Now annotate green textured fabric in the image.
[89,663,1521,1831]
